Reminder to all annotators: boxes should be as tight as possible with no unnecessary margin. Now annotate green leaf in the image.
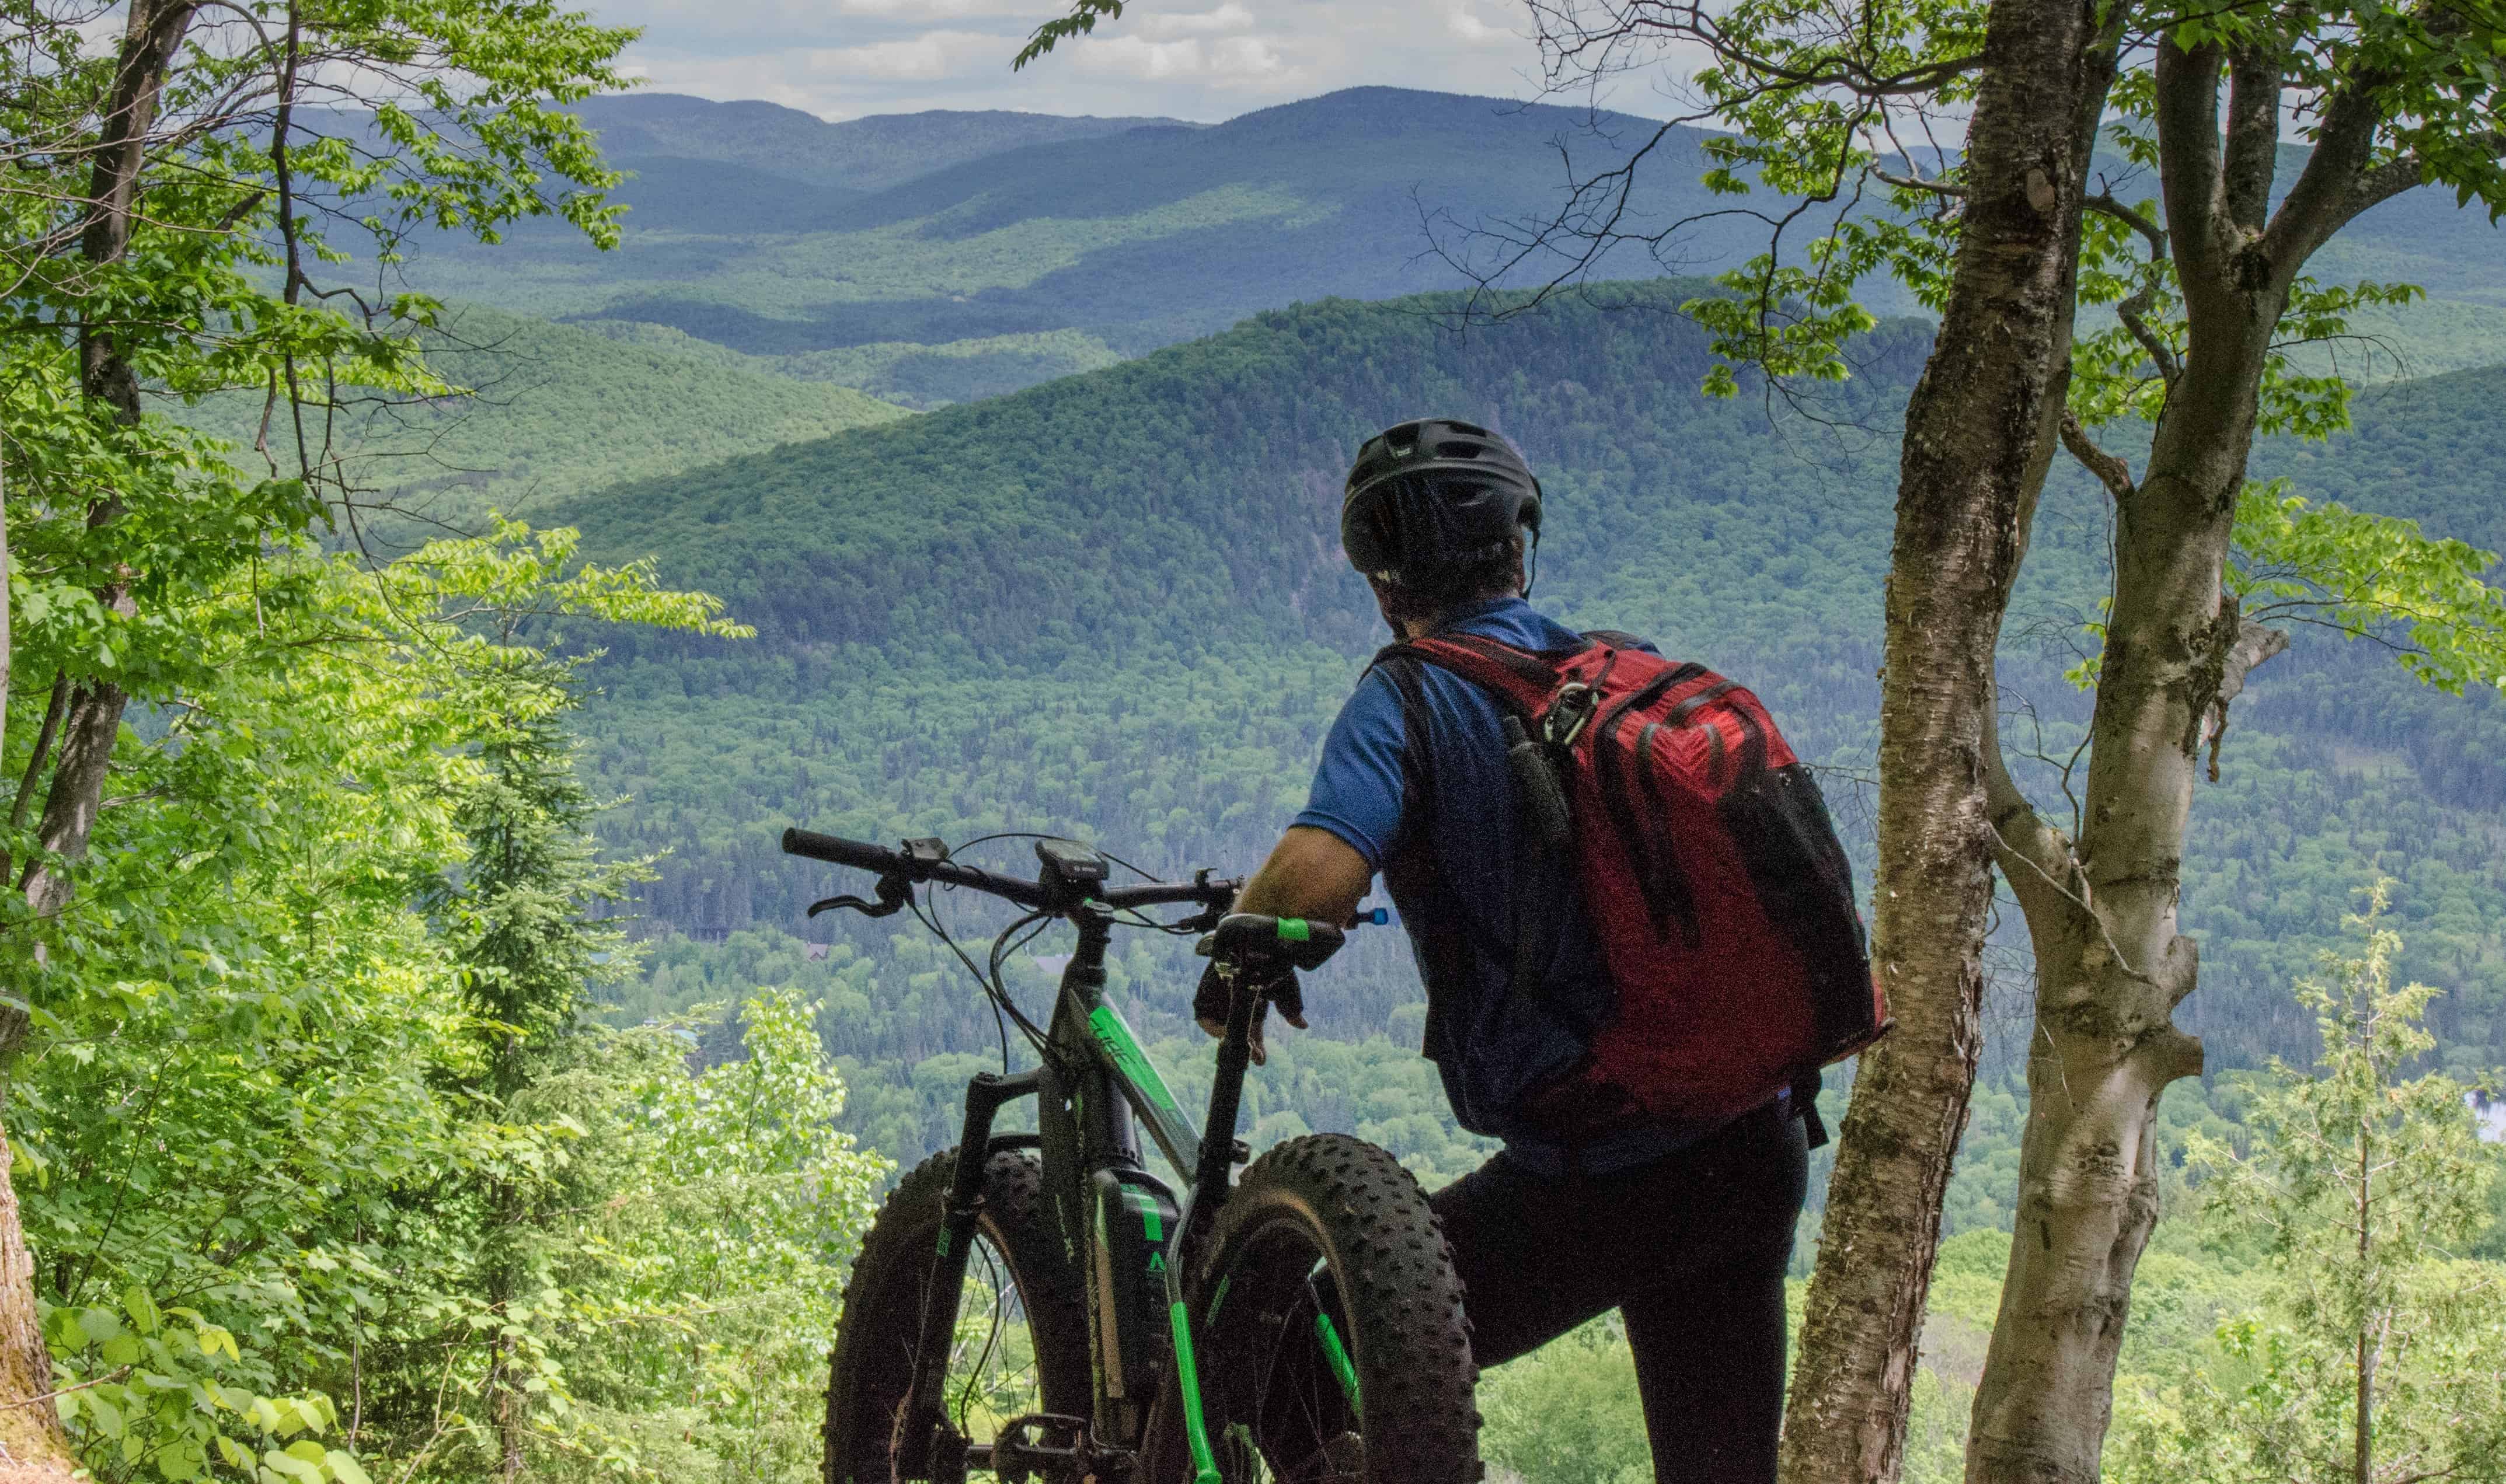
[325,1450,374,1484]
[78,1307,123,1346]
[122,1285,162,1335]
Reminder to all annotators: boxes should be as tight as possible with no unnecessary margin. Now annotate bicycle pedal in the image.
[981,1413,1094,1483]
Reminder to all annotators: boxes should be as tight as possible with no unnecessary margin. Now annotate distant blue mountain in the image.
[406,86,2503,397]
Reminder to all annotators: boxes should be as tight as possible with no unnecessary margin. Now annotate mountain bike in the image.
[781,827,1480,1484]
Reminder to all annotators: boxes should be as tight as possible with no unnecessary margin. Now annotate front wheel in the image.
[824,1144,1092,1484]
[1144,1134,1482,1484]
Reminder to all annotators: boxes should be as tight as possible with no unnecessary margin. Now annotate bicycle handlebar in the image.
[782,828,904,875]
[780,827,1239,914]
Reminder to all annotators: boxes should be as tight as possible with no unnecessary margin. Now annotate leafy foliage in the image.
[12,521,874,1484]
[2108,893,2506,1484]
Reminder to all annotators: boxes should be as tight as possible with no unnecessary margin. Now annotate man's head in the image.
[1340,418,1542,635]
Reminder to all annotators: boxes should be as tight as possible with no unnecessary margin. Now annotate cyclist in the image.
[1197,418,1811,1484]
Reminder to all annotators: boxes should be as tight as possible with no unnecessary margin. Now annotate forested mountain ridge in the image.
[554,282,2506,1181]
[395,85,2506,408]
[567,93,1193,194]
[170,303,908,539]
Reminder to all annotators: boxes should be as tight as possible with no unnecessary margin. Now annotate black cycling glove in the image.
[1194,955,1305,1065]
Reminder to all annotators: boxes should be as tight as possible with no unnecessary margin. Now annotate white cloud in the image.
[1064,32,1282,85]
[1136,2,1254,39]
[803,29,1006,82]
[1448,6,1512,44]
[1208,35,1284,79]
[834,0,1064,15]
[598,0,1654,123]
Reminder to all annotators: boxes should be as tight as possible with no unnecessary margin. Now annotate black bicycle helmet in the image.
[1341,418,1542,584]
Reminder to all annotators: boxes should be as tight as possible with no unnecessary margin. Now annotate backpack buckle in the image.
[1542,683,1598,749]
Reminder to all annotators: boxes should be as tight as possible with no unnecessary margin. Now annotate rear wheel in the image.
[824,1144,1091,1483]
[1144,1134,1482,1484]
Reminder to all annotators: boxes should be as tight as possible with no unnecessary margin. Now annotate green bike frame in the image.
[904,900,1260,1484]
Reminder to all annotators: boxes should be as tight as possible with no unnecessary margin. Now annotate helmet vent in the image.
[1436,441,1483,459]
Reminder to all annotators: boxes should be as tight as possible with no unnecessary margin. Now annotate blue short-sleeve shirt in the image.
[1292,597,1709,1175]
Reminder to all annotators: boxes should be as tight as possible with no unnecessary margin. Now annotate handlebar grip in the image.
[780,828,902,874]
[1211,912,1347,972]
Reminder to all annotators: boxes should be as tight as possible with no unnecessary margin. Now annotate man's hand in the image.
[1195,956,1307,1066]
[1199,825,1371,1064]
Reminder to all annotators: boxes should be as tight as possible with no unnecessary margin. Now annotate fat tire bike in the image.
[783,827,1482,1484]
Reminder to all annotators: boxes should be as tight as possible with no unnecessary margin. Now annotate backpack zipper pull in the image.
[1542,682,1598,750]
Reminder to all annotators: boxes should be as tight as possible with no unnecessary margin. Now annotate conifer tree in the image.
[439,675,646,1480]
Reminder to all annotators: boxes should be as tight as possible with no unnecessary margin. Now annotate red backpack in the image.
[1392,630,1890,1143]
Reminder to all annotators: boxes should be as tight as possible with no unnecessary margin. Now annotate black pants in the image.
[1430,1101,1810,1484]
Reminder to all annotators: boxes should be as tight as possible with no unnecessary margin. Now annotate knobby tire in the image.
[1145,1134,1482,1484]
[823,1145,1090,1484]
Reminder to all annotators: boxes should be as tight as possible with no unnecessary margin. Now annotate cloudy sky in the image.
[598,0,1651,124]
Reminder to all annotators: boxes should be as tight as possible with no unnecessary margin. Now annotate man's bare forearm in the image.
[1232,825,1373,926]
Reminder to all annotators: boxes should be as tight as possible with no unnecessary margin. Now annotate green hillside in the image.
[171,302,908,533]
[553,282,2506,1183]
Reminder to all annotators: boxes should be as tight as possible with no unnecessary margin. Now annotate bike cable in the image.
[948,829,1165,884]
[985,908,1058,1066]
[911,882,1050,1063]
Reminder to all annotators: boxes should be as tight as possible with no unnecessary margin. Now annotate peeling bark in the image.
[1776,2,2122,1479]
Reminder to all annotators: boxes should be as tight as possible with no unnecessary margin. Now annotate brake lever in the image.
[808,872,912,920]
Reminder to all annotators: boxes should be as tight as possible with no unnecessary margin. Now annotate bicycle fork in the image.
[897,1067,1042,1476]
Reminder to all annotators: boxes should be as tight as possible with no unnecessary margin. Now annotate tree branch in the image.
[2153,37,2231,291]
[2265,70,2396,273]
[2203,614,2289,783]
[2221,44,2284,233]
[2215,614,2290,706]
[1983,698,2078,926]
[2059,410,2137,502]
[2084,191,2166,256]
[1874,166,1966,198]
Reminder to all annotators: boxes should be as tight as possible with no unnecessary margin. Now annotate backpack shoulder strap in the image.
[1384,633,1573,717]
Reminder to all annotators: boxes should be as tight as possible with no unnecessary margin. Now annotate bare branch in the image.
[1984,695,2080,924]
[2083,191,2167,257]
[2215,615,2290,704]
[2115,284,2181,388]
[1874,167,1965,198]
[2203,616,2289,782]
[2059,411,2138,502]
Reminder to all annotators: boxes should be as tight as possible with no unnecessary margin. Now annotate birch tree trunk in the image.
[1965,314,2263,1484]
[1776,4,2121,1479]
[1963,32,2438,1479]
